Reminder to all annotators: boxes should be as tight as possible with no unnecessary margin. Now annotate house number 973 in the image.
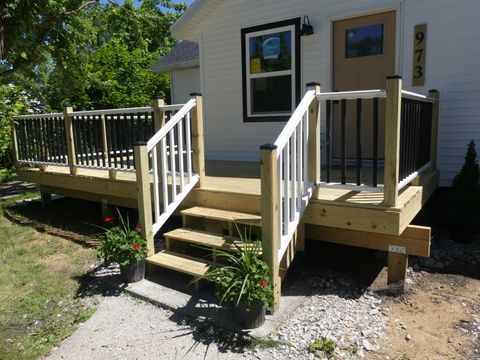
[412,24,427,86]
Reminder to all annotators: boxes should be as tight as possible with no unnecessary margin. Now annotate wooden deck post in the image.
[134,143,154,257]
[153,97,166,130]
[190,93,206,188]
[388,251,408,286]
[63,106,77,176]
[260,144,281,311]
[428,90,440,171]
[10,120,20,169]
[306,82,321,197]
[383,76,402,207]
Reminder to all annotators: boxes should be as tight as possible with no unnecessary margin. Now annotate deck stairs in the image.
[146,206,263,287]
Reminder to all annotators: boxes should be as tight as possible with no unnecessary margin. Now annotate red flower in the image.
[260,279,267,289]
[135,223,141,233]
[133,244,140,251]
[103,216,116,224]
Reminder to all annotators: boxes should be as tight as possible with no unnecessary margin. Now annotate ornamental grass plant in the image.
[200,223,273,311]
[95,210,147,266]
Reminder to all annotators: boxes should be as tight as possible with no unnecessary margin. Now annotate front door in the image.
[333,11,396,159]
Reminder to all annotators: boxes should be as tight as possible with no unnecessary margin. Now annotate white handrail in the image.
[401,90,436,103]
[270,89,316,262]
[144,99,200,234]
[147,98,196,151]
[317,89,386,101]
[275,90,315,151]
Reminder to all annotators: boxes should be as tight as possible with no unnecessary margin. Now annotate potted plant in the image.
[96,211,147,283]
[200,227,273,329]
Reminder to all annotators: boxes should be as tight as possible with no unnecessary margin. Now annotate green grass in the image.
[308,338,336,358]
[0,195,98,360]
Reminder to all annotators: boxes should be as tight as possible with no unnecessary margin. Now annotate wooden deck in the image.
[16,159,438,239]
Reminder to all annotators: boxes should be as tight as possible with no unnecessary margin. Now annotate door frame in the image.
[327,1,404,93]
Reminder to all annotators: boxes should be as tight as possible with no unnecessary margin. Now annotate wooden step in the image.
[146,250,210,277]
[164,228,262,254]
[181,206,262,227]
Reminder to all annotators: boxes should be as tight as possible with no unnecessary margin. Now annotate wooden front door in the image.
[333,11,396,159]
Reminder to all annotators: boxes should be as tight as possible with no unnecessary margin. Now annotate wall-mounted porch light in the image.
[300,16,314,36]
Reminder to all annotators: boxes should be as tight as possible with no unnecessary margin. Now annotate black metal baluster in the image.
[112,116,118,168]
[372,98,379,187]
[356,98,362,186]
[92,115,100,167]
[326,100,332,183]
[341,99,347,184]
[118,116,124,169]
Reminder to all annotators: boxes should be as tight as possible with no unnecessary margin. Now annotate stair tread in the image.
[146,250,210,277]
[164,228,260,253]
[181,206,262,226]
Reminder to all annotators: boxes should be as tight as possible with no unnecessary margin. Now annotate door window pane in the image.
[251,75,292,113]
[249,31,292,74]
[345,24,383,58]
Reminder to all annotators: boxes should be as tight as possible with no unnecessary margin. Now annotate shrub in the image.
[445,140,480,242]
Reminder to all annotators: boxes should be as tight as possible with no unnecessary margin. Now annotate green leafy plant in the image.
[308,338,336,358]
[445,140,480,242]
[95,211,147,266]
[200,224,273,310]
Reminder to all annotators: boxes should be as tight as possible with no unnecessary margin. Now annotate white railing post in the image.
[134,142,154,257]
[260,143,281,311]
[383,75,402,207]
[306,82,321,196]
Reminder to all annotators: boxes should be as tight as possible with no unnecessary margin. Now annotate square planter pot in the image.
[234,301,266,329]
[119,259,145,283]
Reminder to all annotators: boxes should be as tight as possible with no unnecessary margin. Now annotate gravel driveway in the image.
[46,294,245,360]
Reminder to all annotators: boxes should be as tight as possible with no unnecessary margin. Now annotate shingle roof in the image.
[152,40,199,73]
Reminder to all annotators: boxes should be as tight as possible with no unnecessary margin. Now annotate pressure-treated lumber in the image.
[11,124,20,168]
[181,206,261,226]
[164,228,261,254]
[134,144,154,257]
[383,76,402,207]
[307,83,321,194]
[306,224,431,257]
[63,106,77,175]
[428,90,440,171]
[146,250,210,277]
[190,94,205,187]
[260,145,281,311]
[388,252,408,285]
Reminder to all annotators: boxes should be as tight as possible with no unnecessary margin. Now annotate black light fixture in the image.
[300,15,314,36]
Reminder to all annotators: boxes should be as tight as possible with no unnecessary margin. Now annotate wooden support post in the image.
[383,76,402,207]
[190,93,206,188]
[40,188,52,208]
[388,251,408,286]
[306,82,321,197]
[152,97,166,130]
[260,144,281,311]
[100,199,113,218]
[296,221,305,252]
[10,121,20,169]
[134,143,154,257]
[428,90,440,172]
[63,106,77,175]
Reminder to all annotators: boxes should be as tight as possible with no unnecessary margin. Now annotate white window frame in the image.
[245,24,296,118]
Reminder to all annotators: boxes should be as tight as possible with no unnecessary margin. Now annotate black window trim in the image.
[241,18,301,123]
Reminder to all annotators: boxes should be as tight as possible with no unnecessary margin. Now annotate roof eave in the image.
[152,59,200,73]
[171,0,223,39]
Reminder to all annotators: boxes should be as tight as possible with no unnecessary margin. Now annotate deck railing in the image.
[134,94,205,256]
[12,100,183,176]
[260,82,321,309]
[320,89,387,187]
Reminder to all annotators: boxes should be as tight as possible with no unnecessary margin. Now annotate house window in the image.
[345,24,384,58]
[241,18,301,122]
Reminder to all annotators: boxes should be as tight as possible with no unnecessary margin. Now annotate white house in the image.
[155,0,480,186]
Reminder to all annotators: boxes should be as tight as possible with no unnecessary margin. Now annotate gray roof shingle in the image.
[152,40,199,72]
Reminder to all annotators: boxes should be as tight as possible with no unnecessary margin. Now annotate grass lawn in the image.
[0,194,98,360]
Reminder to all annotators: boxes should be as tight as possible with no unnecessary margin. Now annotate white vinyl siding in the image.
[189,0,480,186]
[170,67,201,104]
